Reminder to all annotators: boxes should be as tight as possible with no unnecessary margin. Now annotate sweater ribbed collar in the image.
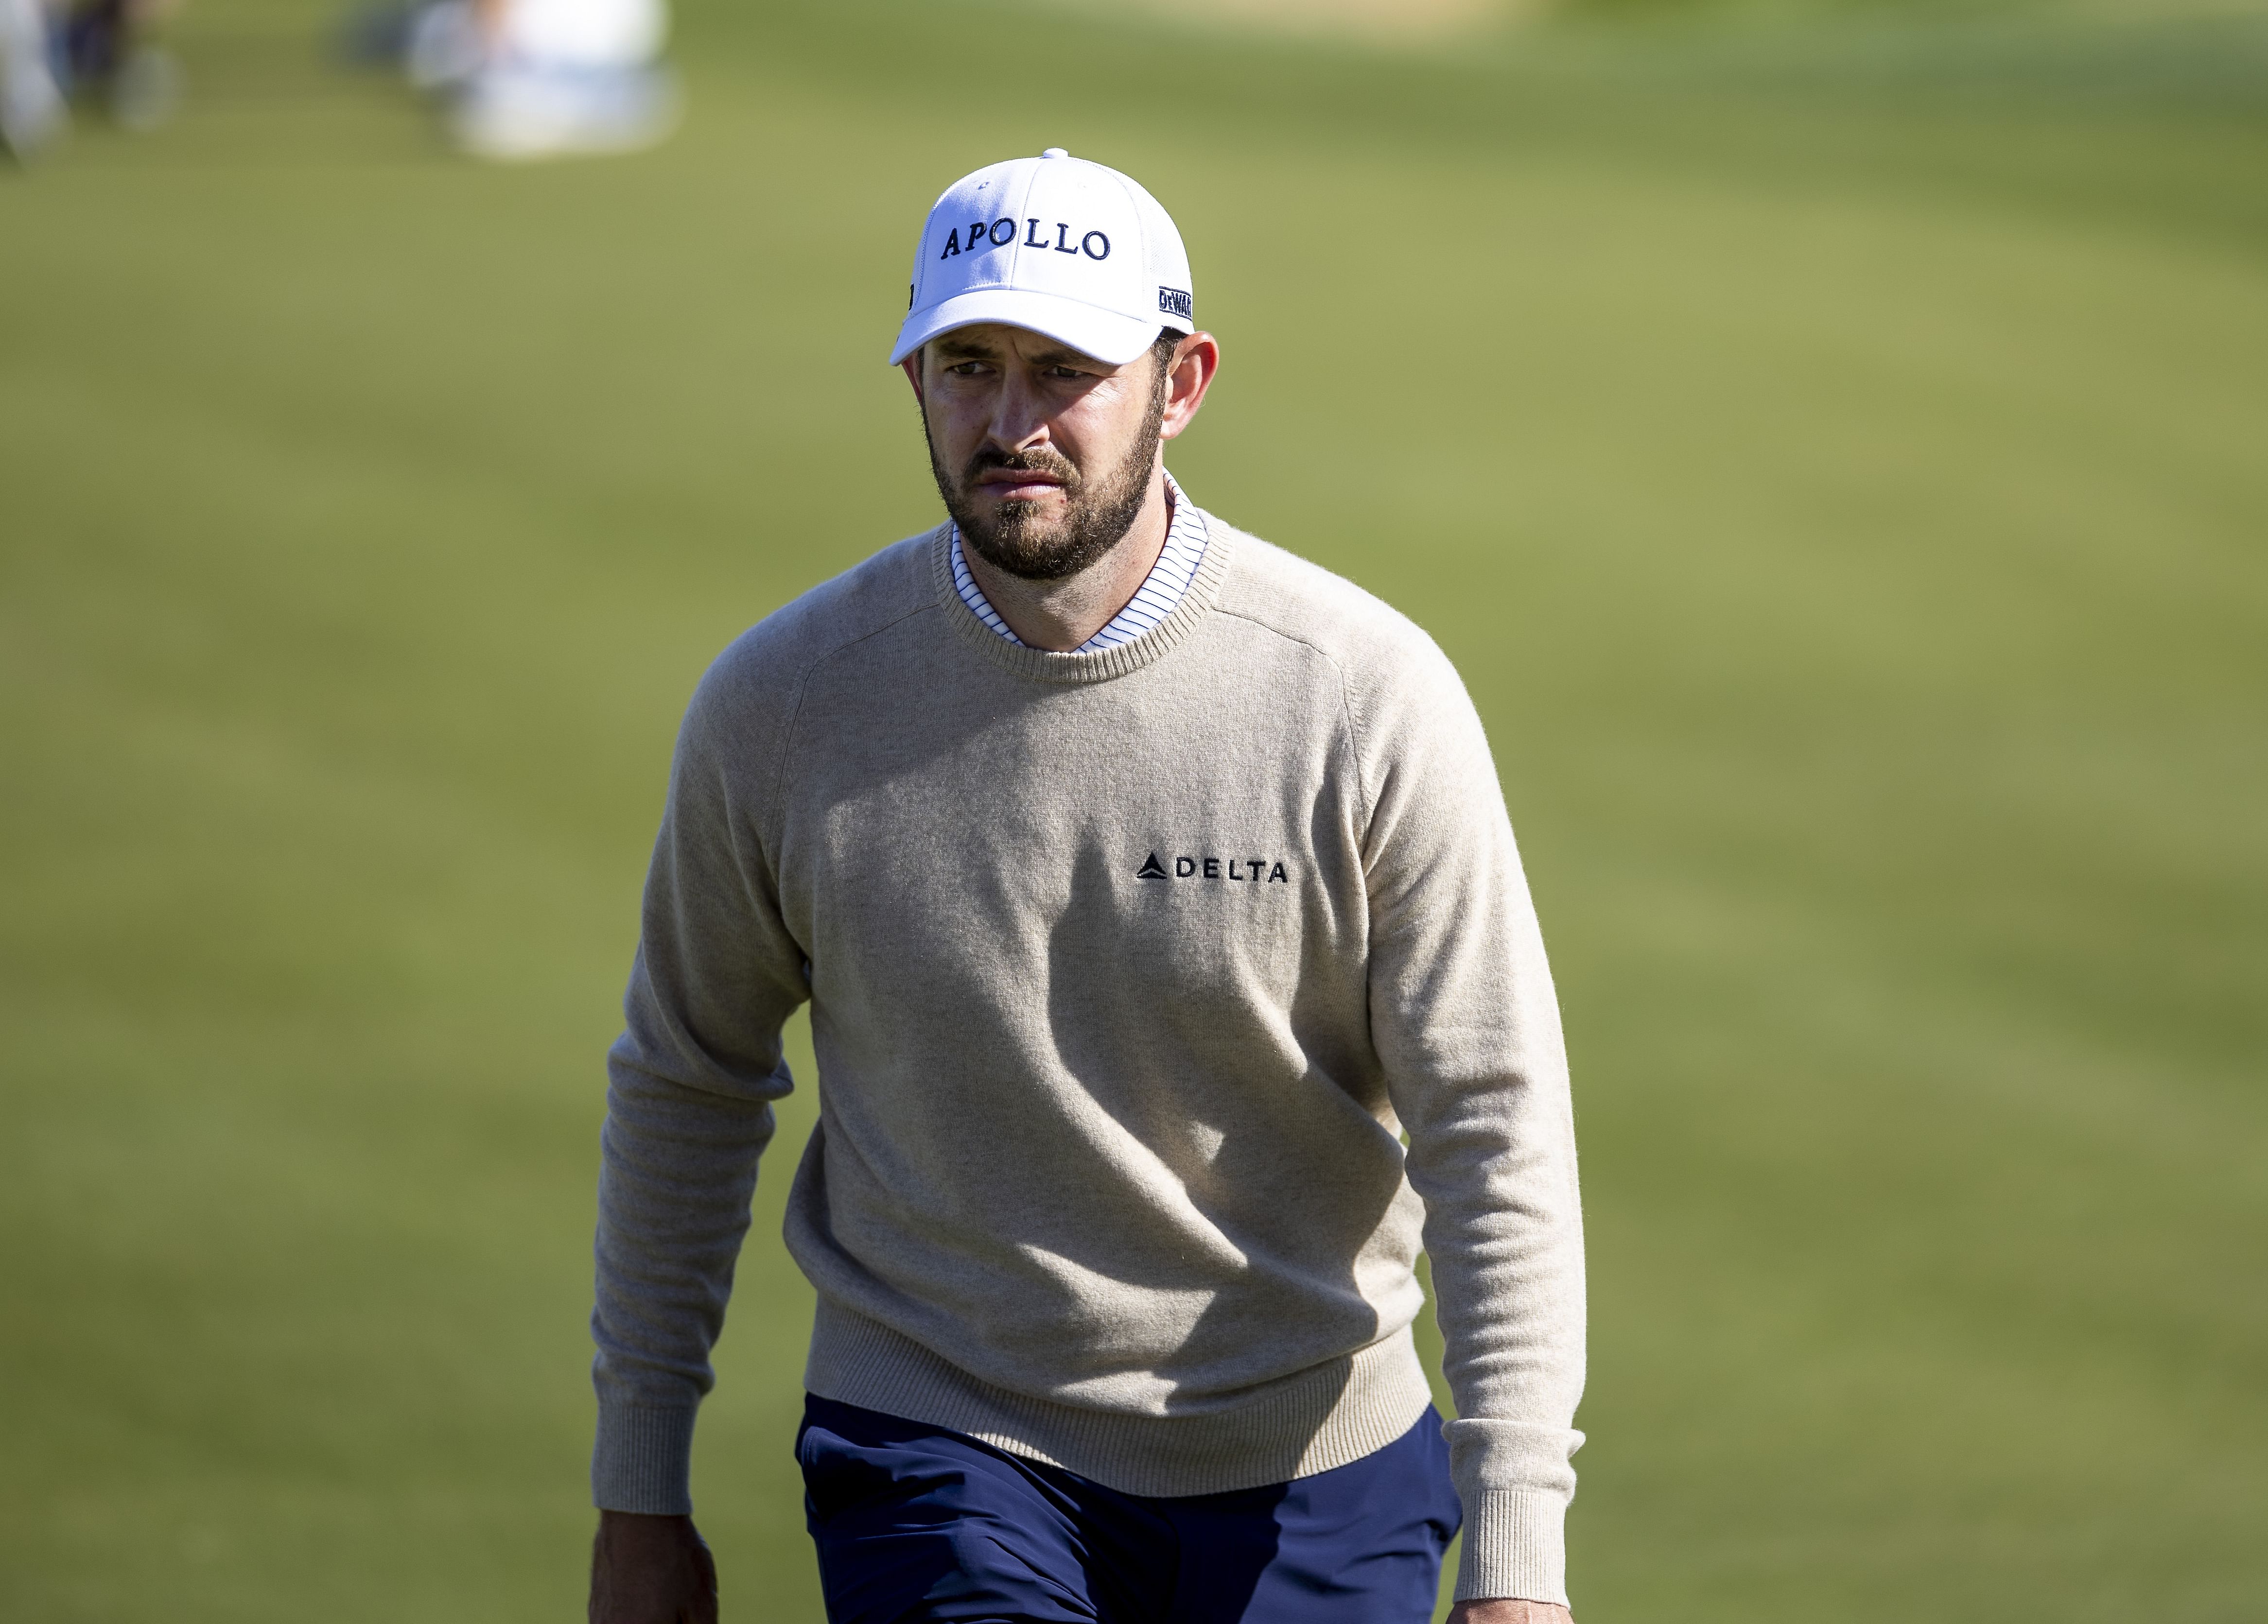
[929,501,1237,686]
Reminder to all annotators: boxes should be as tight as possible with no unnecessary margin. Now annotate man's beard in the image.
[927,391,1166,583]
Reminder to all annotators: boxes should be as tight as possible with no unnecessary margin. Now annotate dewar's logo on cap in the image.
[1158,287,1192,320]
[939,219,1113,261]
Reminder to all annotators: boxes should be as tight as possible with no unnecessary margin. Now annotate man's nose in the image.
[985,369,1054,450]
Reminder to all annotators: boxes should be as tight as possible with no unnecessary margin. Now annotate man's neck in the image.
[961,466,1172,653]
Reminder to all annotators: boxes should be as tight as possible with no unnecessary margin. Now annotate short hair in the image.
[1147,328,1190,403]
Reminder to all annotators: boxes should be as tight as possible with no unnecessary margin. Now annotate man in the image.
[0,0,65,155]
[588,149,1586,1624]
[385,0,676,160]
[445,0,677,162]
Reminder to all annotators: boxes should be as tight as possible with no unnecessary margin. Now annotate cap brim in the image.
[890,288,1165,368]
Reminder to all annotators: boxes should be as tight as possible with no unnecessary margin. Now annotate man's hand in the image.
[1448,1603,1574,1624]
[590,1510,717,1624]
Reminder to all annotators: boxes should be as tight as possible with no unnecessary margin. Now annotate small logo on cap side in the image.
[1158,287,1192,320]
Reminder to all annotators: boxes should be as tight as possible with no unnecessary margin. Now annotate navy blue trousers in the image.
[798,1395,1462,1624]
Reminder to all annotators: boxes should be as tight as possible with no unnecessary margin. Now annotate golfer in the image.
[587,150,1586,1624]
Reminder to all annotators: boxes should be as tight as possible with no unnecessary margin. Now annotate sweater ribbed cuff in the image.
[592,1403,698,1515]
[1454,1489,1569,1607]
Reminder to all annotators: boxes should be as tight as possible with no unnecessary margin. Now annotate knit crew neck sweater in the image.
[592,509,1588,1606]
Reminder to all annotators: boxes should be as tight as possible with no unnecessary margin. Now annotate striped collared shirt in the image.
[950,473,1210,654]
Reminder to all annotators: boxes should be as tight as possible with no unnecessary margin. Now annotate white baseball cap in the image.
[890,149,1195,368]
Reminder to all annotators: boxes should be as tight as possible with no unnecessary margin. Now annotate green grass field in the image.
[3,0,2265,1618]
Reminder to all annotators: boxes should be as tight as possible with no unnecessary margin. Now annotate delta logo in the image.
[1136,852,1291,884]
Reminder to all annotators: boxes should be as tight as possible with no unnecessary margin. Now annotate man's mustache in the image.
[962,445,1081,491]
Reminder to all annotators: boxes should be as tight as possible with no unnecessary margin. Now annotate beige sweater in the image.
[592,513,1587,1605]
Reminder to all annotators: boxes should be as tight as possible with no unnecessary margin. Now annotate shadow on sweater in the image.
[1020,836,1409,1435]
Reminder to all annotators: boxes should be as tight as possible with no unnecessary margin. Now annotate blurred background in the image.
[3,0,2265,1618]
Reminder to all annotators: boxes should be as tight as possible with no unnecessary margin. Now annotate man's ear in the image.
[900,354,925,406]
[1159,332,1220,443]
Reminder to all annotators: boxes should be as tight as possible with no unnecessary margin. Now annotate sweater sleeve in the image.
[591,659,811,1515]
[1360,643,1587,1608]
